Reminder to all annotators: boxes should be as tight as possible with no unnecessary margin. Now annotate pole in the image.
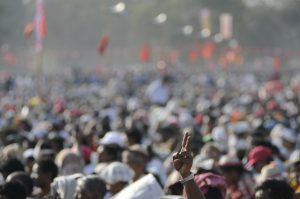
[34,0,45,94]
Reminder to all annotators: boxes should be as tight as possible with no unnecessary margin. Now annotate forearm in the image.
[184,179,205,199]
[180,172,205,199]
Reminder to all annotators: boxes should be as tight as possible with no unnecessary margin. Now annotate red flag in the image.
[139,43,150,63]
[98,35,110,55]
[273,56,282,72]
[188,47,198,64]
[1,50,17,65]
[40,14,47,39]
[24,22,34,39]
[201,41,216,60]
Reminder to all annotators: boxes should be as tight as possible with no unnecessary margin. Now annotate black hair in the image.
[6,171,34,196]
[103,144,121,161]
[38,159,58,180]
[205,187,224,199]
[0,181,26,199]
[76,176,106,199]
[255,179,294,199]
[0,158,25,179]
[126,128,142,145]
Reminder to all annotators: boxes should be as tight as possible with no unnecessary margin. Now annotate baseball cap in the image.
[99,162,133,184]
[99,131,125,147]
[245,146,273,169]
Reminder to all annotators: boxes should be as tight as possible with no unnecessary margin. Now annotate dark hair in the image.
[255,179,294,199]
[205,187,224,199]
[103,144,121,161]
[6,171,33,196]
[38,159,58,180]
[76,176,106,199]
[0,181,26,199]
[0,158,25,179]
[126,128,142,145]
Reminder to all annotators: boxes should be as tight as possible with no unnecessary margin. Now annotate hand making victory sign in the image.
[173,131,205,199]
[173,131,193,178]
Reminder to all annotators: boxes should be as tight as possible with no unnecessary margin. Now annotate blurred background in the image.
[1,0,300,74]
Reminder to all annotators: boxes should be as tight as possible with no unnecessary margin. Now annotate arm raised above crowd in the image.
[173,132,205,199]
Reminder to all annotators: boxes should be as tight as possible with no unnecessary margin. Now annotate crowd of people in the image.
[0,67,300,199]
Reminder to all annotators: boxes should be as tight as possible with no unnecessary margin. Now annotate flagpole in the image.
[34,0,45,94]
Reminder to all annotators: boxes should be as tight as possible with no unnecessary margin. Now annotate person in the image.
[218,155,255,199]
[50,173,83,199]
[172,132,205,199]
[194,172,226,199]
[0,158,25,179]
[122,145,149,182]
[245,146,273,175]
[6,171,34,198]
[254,179,294,199]
[0,181,27,199]
[99,161,133,196]
[31,159,58,197]
[55,149,84,176]
[74,175,106,199]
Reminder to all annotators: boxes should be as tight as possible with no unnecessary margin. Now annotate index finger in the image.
[185,135,192,154]
[180,132,188,152]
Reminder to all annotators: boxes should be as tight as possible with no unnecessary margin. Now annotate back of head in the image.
[255,179,294,199]
[6,171,33,197]
[38,159,58,180]
[0,181,26,199]
[0,158,24,179]
[75,175,106,199]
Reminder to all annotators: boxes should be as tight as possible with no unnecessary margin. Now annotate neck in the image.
[41,184,51,196]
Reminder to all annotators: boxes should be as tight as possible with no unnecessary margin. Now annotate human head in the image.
[194,173,226,199]
[218,155,244,185]
[255,179,294,199]
[122,145,148,182]
[55,149,84,175]
[100,162,133,195]
[0,158,24,179]
[246,146,273,173]
[74,176,106,199]
[31,158,58,194]
[0,181,26,199]
[6,172,33,197]
[97,144,121,163]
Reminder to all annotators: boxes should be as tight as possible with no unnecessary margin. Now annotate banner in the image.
[200,9,211,35]
[35,0,47,52]
[220,13,233,40]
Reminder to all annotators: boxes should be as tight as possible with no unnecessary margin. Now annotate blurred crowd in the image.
[0,68,300,199]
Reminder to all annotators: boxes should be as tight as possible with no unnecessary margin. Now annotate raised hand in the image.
[173,132,193,178]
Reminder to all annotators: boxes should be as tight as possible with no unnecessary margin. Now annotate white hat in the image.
[212,126,227,141]
[23,148,35,159]
[281,128,297,143]
[229,121,251,134]
[99,162,133,184]
[99,131,125,147]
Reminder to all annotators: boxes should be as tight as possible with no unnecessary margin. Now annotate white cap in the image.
[99,162,133,184]
[229,121,251,134]
[99,131,125,147]
[23,148,35,159]
[212,126,227,141]
[281,128,297,143]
